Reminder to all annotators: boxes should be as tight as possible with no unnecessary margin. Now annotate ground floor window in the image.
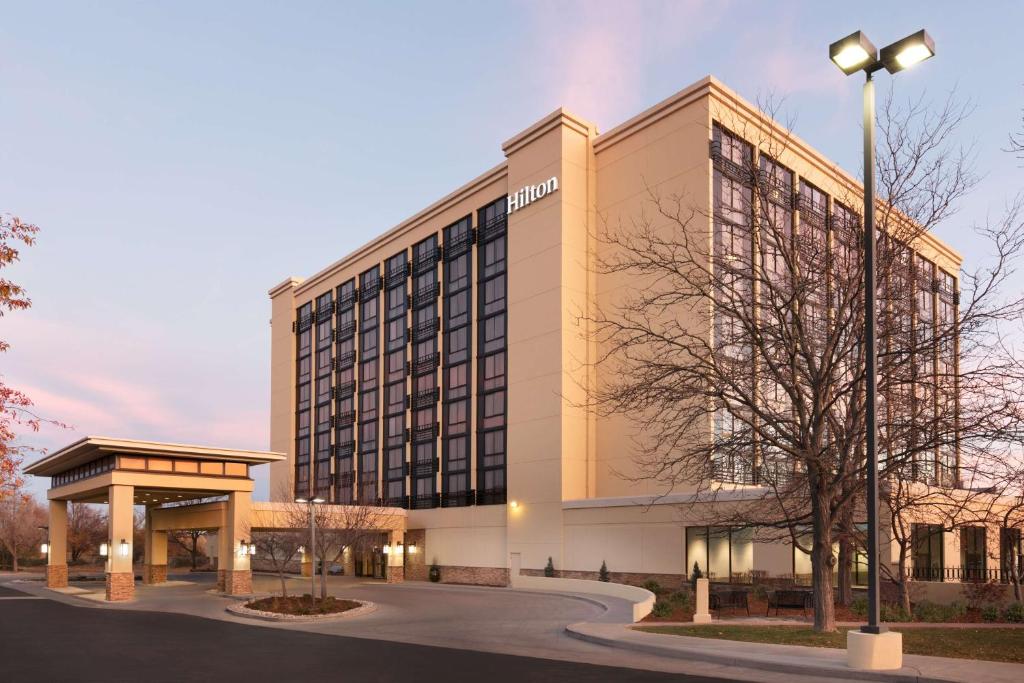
[685,526,753,582]
[1001,527,1022,584]
[912,523,945,581]
[960,526,987,581]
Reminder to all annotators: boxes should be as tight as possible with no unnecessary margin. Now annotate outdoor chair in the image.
[767,589,812,617]
[709,588,750,616]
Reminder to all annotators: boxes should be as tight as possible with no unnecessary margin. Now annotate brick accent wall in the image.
[142,564,168,584]
[46,564,68,589]
[386,565,405,584]
[434,565,509,587]
[106,572,135,601]
[404,529,427,581]
[218,569,253,595]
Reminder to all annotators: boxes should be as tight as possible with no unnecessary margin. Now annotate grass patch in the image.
[246,595,361,616]
[637,625,1024,664]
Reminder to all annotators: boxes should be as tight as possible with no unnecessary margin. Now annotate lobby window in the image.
[294,301,313,499]
[410,233,440,509]
[334,279,357,504]
[685,526,753,583]
[443,216,474,507]
[314,291,333,500]
[382,250,409,508]
[960,526,986,581]
[912,523,944,581]
[357,266,381,505]
[477,196,507,506]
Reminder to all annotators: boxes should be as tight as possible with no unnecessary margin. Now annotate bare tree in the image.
[588,91,1024,632]
[67,503,106,564]
[252,528,302,598]
[168,530,208,570]
[0,491,46,572]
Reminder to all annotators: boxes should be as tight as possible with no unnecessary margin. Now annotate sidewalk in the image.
[566,620,1024,683]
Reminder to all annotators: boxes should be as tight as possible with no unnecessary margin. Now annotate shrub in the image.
[850,596,868,618]
[912,600,966,623]
[981,605,1000,622]
[690,562,703,591]
[651,600,673,618]
[963,580,1005,610]
[668,590,691,608]
[642,579,663,595]
[544,557,555,577]
[880,603,910,623]
[428,564,441,583]
[598,560,610,582]
[1004,602,1024,623]
[752,583,769,602]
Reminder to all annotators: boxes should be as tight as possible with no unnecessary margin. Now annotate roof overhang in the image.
[24,436,285,477]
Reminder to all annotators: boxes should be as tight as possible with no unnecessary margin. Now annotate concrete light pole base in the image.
[692,578,712,624]
[846,630,902,670]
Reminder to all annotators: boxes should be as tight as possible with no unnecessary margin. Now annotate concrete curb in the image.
[565,622,964,683]
[226,599,376,622]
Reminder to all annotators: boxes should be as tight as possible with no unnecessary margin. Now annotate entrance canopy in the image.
[25,436,285,601]
[25,436,285,505]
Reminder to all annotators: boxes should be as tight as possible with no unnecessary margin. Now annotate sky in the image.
[2,1,1022,501]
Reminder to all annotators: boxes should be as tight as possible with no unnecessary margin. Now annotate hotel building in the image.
[268,76,1014,592]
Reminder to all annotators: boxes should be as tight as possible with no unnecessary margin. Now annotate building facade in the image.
[269,76,1017,594]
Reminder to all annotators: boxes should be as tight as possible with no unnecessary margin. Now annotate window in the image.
[912,524,944,581]
[686,527,754,583]
[960,527,986,581]
[295,301,314,499]
[1000,528,1022,585]
[477,196,508,505]
[411,233,440,507]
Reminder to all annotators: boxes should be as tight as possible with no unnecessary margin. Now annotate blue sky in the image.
[3,1,1022,500]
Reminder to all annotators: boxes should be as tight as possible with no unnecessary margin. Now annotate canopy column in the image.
[217,491,252,595]
[142,506,168,584]
[46,500,68,588]
[386,530,405,583]
[106,484,135,601]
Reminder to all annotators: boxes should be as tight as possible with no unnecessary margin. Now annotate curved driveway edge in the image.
[564,621,1024,683]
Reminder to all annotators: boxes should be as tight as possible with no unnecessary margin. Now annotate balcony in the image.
[411,387,439,409]
[476,488,506,505]
[333,442,355,458]
[334,380,355,398]
[413,247,441,275]
[412,317,440,343]
[441,490,474,508]
[360,278,381,301]
[478,214,506,243]
[331,410,356,428]
[293,311,314,332]
[385,262,410,289]
[338,290,358,310]
[444,230,475,260]
[382,494,409,509]
[412,352,440,376]
[906,566,1010,583]
[334,351,356,370]
[411,423,438,443]
[412,282,439,309]
[409,493,439,510]
[335,320,356,340]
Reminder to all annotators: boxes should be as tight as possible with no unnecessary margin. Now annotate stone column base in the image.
[105,572,135,601]
[300,560,312,577]
[386,565,405,584]
[142,564,167,584]
[46,564,69,589]
[218,569,252,595]
[847,630,903,670]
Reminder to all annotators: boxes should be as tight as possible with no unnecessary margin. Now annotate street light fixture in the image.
[828,28,935,642]
[295,496,325,601]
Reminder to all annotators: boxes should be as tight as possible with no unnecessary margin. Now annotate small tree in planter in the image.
[689,562,703,591]
[599,560,610,582]
[544,557,555,577]
[428,561,441,583]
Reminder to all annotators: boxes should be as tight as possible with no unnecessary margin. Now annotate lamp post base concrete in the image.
[846,630,902,670]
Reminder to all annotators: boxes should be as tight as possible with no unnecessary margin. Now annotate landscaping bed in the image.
[636,624,1024,664]
[246,595,361,616]
[226,595,375,622]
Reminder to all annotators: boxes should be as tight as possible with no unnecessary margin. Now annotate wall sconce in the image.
[382,544,390,555]
[99,543,108,557]
[407,543,418,554]
[118,539,130,557]
[248,542,257,556]
[40,542,49,555]
[396,542,404,555]
[297,545,305,555]
[509,500,520,509]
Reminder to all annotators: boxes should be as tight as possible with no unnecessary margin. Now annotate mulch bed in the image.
[246,595,361,616]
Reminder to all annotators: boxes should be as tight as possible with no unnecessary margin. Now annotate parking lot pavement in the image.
[0,583,730,683]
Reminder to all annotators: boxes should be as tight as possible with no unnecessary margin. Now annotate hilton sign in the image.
[507,176,559,214]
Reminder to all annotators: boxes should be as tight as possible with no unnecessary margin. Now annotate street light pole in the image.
[829,28,935,639]
[861,70,882,634]
[295,496,324,602]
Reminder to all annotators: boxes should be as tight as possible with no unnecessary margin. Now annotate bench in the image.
[767,589,812,617]
[710,588,750,616]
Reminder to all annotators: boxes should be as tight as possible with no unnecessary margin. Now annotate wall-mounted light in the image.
[118,539,130,558]
[396,542,404,555]
[407,543,418,555]
[40,542,49,555]
[382,544,390,555]
[509,500,520,509]
[297,545,305,555]
[99,542,109,557]
[248,542,257,556]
